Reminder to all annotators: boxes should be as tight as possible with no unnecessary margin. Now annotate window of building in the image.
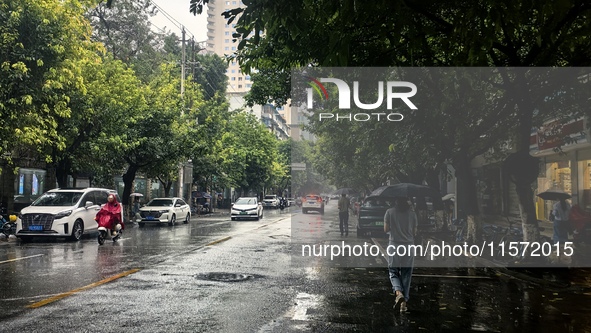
[231,69,236,73]
[238,85,242,88]
[225,31,230,36]
[225,46,229,51]
[231,77,236,81]
[245,75,251,80]
[225,39,230,43]
[238,77,242,81]
[246,84,252,88]
[226,1,230,5]
[232,1,237,4]
[231,46,236,50]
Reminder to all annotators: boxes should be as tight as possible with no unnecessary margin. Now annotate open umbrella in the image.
[333,188,356,195]
[370,183,444,210]
[537,189,571,201]
[130,193,144,197]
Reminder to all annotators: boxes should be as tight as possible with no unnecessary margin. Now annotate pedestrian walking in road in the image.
[552,198,571,243]
[384,197,417,313]
[338,194,350,236]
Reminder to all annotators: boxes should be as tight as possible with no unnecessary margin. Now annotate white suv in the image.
[262,195,280,208]
[16,188,123,241]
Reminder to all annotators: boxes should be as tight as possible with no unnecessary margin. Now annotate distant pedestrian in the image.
[384,197,417,313]
[552,198,571,243]
[338,194,350,236]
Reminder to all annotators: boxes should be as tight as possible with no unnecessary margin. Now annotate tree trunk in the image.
[55,158,72,188]
[163,180,173,197]
[122,164,139,206]
[454,151,481,243]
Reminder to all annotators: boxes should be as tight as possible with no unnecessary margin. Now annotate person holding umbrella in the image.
[552,198,571,243]
[384,197,417,313]
[338,193,351,236]
[537,189,572,244]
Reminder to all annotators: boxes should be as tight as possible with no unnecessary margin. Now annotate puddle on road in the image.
[194,272,263,282]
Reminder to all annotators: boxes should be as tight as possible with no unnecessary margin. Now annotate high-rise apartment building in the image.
[205,0,315,141]
[206,0,250,94]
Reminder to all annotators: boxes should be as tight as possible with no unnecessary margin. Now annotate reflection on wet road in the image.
[0,208,285,320]
[1,204,591,332]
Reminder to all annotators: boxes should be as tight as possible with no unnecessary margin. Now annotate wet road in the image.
[1,204,591,332]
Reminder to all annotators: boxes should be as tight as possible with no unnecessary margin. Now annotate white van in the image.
[16,188,123,241]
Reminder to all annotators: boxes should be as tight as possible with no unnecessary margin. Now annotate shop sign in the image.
[531,118,585,152]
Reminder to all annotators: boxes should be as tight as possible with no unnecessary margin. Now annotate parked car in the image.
[302,195,324,214]
[137,197,191,227]
[231,197,263,221]
[16,187,123,241]
[262,195,280,208]
[356,196,394,237]
[287,198,296,207]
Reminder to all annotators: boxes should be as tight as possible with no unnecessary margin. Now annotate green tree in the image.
[86,0,166,82]
[219,112,278,195]
[49,53,146,188]
[0,0,93,166]
[191,53,228,101]
[190,0,591,243]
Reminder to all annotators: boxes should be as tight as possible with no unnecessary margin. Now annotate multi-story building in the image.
[206,0,301,140]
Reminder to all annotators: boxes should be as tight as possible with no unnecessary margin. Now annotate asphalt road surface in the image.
[1,204,591,332]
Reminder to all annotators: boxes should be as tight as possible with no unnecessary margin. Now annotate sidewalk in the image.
[482,214,555,240]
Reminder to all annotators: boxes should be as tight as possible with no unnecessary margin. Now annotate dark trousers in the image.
[339,211,349,235]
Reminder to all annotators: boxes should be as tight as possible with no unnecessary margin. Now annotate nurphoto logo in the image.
[305,76,417,122]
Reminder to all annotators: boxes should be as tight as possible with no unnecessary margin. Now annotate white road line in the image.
[0,254,44,265]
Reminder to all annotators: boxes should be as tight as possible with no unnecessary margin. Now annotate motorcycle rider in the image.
[95,194,123,236]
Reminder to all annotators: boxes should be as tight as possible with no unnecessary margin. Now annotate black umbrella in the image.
[537,189,571,201]
[370,183,443,210]
[333,188,356,195]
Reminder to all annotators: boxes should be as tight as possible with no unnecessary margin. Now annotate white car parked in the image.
[16,188,123,241]
[262,195,280,208]
[137,197,191,226]
[231,197,263,221]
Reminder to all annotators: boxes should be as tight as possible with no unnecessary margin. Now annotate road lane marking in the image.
[0,254,44,265]
[205,236,231,246]
[27,268,141,309]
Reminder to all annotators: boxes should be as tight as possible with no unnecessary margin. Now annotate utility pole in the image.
[181,26,186,97]
[178,26,187,201]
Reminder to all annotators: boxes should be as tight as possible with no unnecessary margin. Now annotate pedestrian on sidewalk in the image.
[384,197,417,313]
[338,194,350,236]
[552,198,571,243]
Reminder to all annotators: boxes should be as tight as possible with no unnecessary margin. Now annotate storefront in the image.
[531,117,591,220]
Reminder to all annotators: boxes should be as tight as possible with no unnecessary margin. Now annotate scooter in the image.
[96,211,122,245]
[97,223,122,245]
[1,206,17,238]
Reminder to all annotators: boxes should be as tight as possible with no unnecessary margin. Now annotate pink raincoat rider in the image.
[95,194,123,231]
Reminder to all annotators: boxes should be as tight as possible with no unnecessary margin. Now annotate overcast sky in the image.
[148,0,208,42]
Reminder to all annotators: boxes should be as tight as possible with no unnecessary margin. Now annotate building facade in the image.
[465,117,591,224]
